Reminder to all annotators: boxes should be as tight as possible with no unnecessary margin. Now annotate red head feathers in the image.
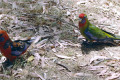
[79,13,86,19]
[79,13,88,28]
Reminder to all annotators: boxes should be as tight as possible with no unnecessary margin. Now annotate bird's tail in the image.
[23,35,53,52]
[12,35,53,49]
[114,35,120,40]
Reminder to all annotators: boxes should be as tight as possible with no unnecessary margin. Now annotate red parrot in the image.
[0,30,33,67]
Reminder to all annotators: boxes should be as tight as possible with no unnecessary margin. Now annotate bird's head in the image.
[79,13,87,23]
[79,13,88,28]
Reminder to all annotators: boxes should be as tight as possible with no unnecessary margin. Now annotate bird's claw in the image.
[82,39,91,45]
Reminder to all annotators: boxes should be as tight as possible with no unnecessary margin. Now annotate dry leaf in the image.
[32,53,41,66]
[54,54,71,59]
[35,71,45,80]
[12,2,17,9]
[74,72,92,77]
[89,66,106,71]
[0,74,10,78]
[33,36,41,44]
[66,11,71,16]
[97,69,107,76]
[29,72,39,78]
[27,56,34,62]
[90,56,110,65]
[52,48,57,52]
[36,39,48,48]
[105,73,120,80]
[41,56,46,68]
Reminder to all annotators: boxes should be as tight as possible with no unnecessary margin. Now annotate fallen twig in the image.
[55,61,71,72]
[35,71,45,80]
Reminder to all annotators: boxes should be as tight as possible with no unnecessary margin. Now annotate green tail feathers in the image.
[114,35,120,40]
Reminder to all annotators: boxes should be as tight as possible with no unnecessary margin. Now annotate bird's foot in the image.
[82,40,93,45]
[2,59,13,69]
[81,39,89,44]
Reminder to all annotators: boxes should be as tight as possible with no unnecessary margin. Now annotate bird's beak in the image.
[79,18,82,22]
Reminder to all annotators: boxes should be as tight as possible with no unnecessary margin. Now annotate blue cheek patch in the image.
[81,19,85,23]
[81,17,86,24]
[0,37,4,42]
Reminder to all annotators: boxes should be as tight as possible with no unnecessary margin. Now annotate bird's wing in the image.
[101,29,120,40]
[11,39,33,56]
[11,51,22,56]
[101,29,116,37]
[84,24,114,40]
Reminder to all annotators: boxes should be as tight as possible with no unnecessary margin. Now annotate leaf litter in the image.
[0,0,120,80]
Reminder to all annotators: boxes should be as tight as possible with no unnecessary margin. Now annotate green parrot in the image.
[79,13,120,45]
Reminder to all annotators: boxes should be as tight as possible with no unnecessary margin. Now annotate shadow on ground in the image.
[81,42,115,54]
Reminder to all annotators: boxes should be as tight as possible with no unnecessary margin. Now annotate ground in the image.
[0,0,120,80]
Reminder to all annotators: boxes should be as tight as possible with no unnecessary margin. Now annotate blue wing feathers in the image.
[84,27,98,40]
[11,39,33,56]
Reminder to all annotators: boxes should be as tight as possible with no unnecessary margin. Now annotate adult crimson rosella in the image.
[79,13,120,45]
[0,30,33,67]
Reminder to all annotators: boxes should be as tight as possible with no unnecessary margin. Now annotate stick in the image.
[55,62,71,72]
